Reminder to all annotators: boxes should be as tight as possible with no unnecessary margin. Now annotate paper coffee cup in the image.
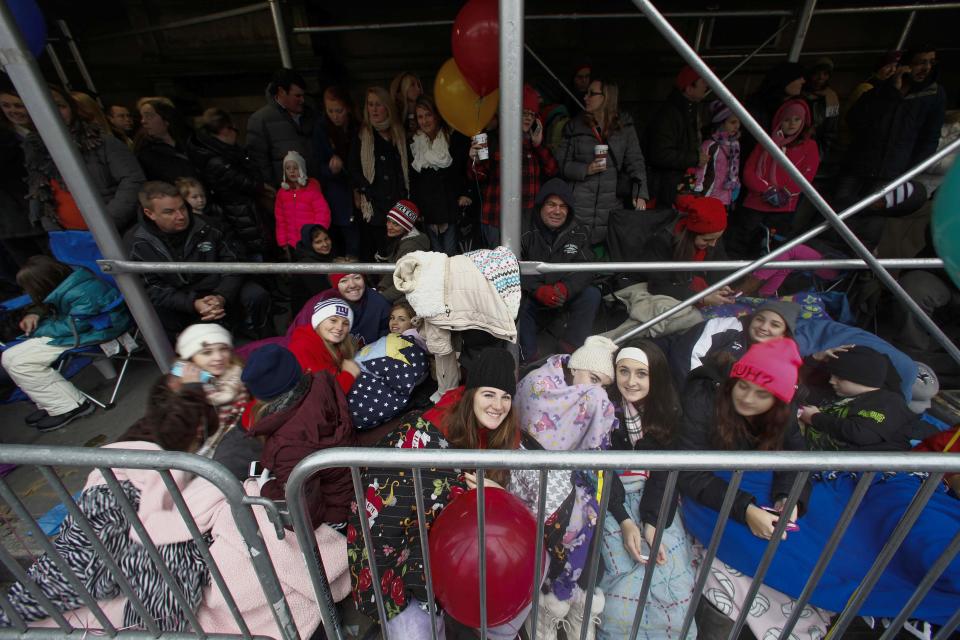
[473,133,489,160]
[594,144,608,169]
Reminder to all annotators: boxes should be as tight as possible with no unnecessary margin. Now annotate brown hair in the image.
[443,388,517,485]
[71,91,111,134]
[199,107,234,135]
[138,180,181,210]
[712,378,792,451]
[582,77,623,133]
[16,256,74,304]
[119,378,215,452]
[672,228,697,261]
[413,95,449,139]
[608,339,681,446]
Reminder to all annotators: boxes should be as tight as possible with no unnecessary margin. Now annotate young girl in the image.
[172,323,248,454]
[598,339,698,640]
[291,224,337,314]
[287,297,360,393]
[693,100,741,207]
[733,99,820,258]
[2,256,130,432]
[348,347,519,638]
[275,150,332,256]
[388,300,415,335]
[175,177,221,218]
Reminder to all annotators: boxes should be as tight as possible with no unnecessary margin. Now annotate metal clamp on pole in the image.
[0,4,175,371]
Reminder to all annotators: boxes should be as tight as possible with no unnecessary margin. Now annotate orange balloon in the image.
[434,58,498,137]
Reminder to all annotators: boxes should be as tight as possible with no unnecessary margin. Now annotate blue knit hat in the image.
[241,345,302,400]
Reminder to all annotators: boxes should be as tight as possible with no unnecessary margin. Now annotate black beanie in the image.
[754,301,801,335]
[465,348,517,396]
[241,344,303,400]
[824,346,888,389]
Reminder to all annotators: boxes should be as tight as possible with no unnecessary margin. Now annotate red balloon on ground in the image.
[452,0,500,96]
[428,486,539,627]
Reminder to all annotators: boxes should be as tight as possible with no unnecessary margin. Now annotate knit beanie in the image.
[386,199,419,233]
[241,345,302,401]
[535,177,576,212]
[675,65,701,90]
[823,346,889,390]
[465,347,517,396]
[675,194,728,234]
[730,338,802,403]
[330,273,347,289]
[709,99,733,124]
[523,84,540,113]
[311,297,354,330]
[280,150,308,189]
[568,336,618,381]
[753,301,801,335]
[176,323,233,360]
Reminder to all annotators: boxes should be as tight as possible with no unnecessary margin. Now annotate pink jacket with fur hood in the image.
[274,177,332,248]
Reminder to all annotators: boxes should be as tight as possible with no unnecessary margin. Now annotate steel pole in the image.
[268,0,293,69]
[788,0,818,62]
[44,44,72,91]
[718,19,796,84]
[692,18,706,52]
[895,10,918,50]
[628,0,960,367]
[57,21,98,100]
[524,43,584,112]
[499,0,524,254]
[0,4,175,371]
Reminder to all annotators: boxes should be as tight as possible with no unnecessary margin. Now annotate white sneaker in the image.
[566,587,605,640]
[532,591,572,640]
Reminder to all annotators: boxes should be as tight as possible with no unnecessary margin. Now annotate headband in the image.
[616,347,649,367]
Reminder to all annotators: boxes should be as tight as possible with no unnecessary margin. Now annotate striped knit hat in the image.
[311,297,354,330]
[387,200,419,233]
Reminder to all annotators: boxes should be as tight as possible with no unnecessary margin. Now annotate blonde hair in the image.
[136,96,174,111]
[389,72,421,122]
[363,86,404,142]
[174,177,204,199]
[71,92,111,134]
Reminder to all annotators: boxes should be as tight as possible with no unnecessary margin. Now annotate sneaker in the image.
[25,408,49,426]
[35,401,95,433]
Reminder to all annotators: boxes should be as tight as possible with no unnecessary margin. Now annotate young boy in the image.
[799,345,937,451]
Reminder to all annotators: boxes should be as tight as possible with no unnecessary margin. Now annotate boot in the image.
[735,275,765,298]
[530,591,571,640]
[566,587,605,640]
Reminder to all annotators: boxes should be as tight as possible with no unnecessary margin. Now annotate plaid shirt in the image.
[468,137,559,227]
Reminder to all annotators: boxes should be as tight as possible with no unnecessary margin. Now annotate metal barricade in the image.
[0,445,299,640]
[286,447,960,640]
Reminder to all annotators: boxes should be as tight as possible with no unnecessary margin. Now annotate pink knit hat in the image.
[730,338,803,403]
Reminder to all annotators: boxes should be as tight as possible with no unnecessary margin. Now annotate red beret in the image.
[675,195,728,234]
[674,65,702,90]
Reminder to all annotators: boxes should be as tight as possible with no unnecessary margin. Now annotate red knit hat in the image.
[387,199,419,233]
[330,273,346,289]
[523,84,540,113]
[674,65,701,90]
[730,338,803,403]
[674,194,728,234]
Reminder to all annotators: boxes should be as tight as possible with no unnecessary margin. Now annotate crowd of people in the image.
[0,41,958,640]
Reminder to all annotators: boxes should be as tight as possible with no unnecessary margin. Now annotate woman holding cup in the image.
[557,76,649,248]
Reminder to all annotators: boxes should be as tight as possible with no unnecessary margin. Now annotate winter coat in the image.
[0,128,41,239]
[693,132,740,205]
[287,325,357,394]
[643,89,701,207]
[186,131,267,256]
[248,371,358,525]
[377,229,430,302]
[31,267,131,347]
[129,214,245,315]
[742,139,820,213]
[313,117,356,227]
[246,98,317,186]
[641,224,728,300]
[274,178,332,248]
[409,132,471,225]
[520,202,595,300]
[24,123,145,232]
[348,130,409,226]
[806,388,936,452]
[135,137,198,185]
[557,113,649,244]
[845,75,947,180]
[291,223,334,311]
[677,362,811,524]
[287,286,391,350]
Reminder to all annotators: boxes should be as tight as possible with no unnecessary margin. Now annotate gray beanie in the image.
[754,301,801,335]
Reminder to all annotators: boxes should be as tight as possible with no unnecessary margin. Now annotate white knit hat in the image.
[568,336,618,381]
[311,297,354,330]
[280,150,308,189]
[176,323,233,360]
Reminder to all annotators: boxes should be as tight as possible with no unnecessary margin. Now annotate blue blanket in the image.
[347,333,428,430]
[682,471,960,624]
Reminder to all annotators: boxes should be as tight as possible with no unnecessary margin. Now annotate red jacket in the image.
[288,324,355,393]
[274,178,332,248]
[742,138,820,213]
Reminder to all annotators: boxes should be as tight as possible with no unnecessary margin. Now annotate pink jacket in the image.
[742,138,820,212]
[274,178,332,247]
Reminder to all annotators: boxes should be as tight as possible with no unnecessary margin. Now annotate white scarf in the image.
[411,131,453,172]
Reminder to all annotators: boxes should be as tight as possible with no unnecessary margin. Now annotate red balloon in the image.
[428,487,539,627]
[451,0,500,97]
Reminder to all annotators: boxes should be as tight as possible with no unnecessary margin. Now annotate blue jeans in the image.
[427,223,458,256]
[518,285,601,362]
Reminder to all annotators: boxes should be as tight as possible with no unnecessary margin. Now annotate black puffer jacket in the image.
[135,137,198,184]
[246,98,317,186]
[677,361,811,524]
[643,89,700,207]
[187,132,266,256]
[129,214,243,315]
[520,179,596,299]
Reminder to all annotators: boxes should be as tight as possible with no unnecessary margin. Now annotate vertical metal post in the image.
[692,18,705,52]
[45,44,72,91]
[268,0,293,69]
[499,0,524,255]
[895,10,917,50]
[788,0,817,62]
[57,20,98,101]
[0,4,176,371]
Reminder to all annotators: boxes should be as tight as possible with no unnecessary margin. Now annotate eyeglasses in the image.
[586,91,604,97]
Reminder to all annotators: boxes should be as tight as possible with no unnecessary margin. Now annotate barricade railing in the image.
[286,447,960,640]
[0,445,298,640]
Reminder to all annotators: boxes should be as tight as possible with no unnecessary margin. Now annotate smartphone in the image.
[531,118,542,136]
[761,506,800,532]
[170,360,214,383]
[733,290,744,298]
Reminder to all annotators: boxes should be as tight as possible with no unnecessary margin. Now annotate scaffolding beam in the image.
[499,0,524,255]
